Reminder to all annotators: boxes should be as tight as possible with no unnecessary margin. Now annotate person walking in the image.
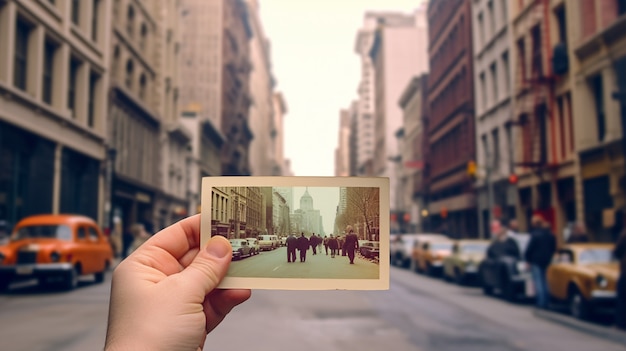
[323,235,329,255]
[297,232,309,262]
[310,233,318,255]
[286,233,298,263]
[328,235,339,258]
[614,227,626,330]
[344,226,359,264]
[338,236,345,256]
[525,215,557,310]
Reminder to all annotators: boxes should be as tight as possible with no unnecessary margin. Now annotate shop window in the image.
[14,19,31,91]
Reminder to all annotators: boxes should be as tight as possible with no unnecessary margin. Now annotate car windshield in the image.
[14,225,72,241]
[367,242,380,248]
[578,249,614,264]
[461,243,488,253]
[432,242,452,251]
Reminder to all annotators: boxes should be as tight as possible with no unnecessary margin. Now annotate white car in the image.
[258,235,279,251]
[245,238,260,255]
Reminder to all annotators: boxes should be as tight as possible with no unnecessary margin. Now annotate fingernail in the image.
[206,237,230,258]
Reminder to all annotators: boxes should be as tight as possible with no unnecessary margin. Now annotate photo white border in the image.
[200,176,389,290]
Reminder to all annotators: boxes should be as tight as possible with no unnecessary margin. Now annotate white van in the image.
[258,234,279,251]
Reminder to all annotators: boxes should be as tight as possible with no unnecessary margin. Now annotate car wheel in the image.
[0,280,9,292]
[482,283,493,296]
[410,259,419,273]
[569,289,590,320]
[454,268,464,285]
[426,263,434,277]
[503,278,516,302]
[65,266,80,291]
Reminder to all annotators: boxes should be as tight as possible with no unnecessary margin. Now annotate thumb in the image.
[178,235,232,296]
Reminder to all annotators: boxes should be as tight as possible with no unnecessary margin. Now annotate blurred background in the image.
[1,0,626,350]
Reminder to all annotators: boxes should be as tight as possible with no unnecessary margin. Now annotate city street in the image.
[229,246,379,279]
[1,266,625,351]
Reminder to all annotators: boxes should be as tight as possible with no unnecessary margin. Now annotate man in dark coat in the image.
[286,233,298,263]
[323,235,329,255]
[614,227,626,330]
[525,215,557,309]
[328,235,339,258]
[297,232,310,262]
[486,220,520,260]
[344,226,360,264]
[310,233,318,255]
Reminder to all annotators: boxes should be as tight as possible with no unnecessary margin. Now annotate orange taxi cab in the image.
[0,214,113,291]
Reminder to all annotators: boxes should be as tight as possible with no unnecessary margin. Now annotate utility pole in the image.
[485,148,495,239]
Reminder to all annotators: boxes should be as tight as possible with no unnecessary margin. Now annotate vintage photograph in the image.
[200,177,389,290]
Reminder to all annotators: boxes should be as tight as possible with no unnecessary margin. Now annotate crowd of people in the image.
[284,226,361,264]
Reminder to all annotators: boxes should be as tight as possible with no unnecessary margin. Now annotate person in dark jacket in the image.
[328,235,339,258]
[344,225,360,264]
[286,233,298,263]
[525,215,557,309]
[486,220,520,260]
[296,233,310,262]
[310,233,318,255]
[323,236,329,255]
[614,227,626,330]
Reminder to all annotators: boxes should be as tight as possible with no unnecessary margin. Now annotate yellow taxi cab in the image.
[443,239,490,285]
[0,214,113,291]
[546,243,618,320]
[411,235,453,276]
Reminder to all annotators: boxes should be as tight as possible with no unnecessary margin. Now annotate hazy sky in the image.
[259,0,426,176]
[292,187,340,234]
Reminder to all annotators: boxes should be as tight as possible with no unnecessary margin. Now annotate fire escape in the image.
[513,0,556,172]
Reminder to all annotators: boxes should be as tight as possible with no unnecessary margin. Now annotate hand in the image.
[105,214,251,351]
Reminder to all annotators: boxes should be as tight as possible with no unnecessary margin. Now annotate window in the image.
[492,128,500,169]
[43,40,56,105]
[140,23,148,50]
[92,0,100,42]
[88,72,99,128]
[77,227,87,240]
[127,6,134,38]
[490,63,498,104]
[619,0,626,16]
[112,45,120,78]
[139,73,147,100]
[125,60,134,89]
[479,72,487,109]
[68,57,81,118]
[88,227,99,241]
[554,5,567,46]
[478,12,485,47]
[591,75,605,142]
[488,1,495,35]
[71,0,80,26]
[502,51,510,94]
[517,39,526,83]
[14,19,31,91]
[531,25,542,77]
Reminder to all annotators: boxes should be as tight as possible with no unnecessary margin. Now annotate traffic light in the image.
[467,160,477,179]
[508,173,518,185]
[441,207,448,219]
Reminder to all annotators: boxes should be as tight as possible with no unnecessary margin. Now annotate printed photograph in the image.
[200,177,389,290]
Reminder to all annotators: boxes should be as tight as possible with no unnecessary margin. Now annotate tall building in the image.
[368,7,429,215]
[335,108,352,176]
[426,0,477,238]
[272,92,289,175]
[273,187,293,213]
[472,0,516,237]
[0,0,111,228]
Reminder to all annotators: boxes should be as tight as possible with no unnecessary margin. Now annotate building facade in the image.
[335,108,351,177]
[426,0,477,238]
[272,92,289,176]
[0,0,111,229]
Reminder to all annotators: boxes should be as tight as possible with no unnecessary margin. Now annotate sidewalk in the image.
[533,308,626,345]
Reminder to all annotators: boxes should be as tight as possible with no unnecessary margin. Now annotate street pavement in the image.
[0,264,625,351]
[228,246,379,279]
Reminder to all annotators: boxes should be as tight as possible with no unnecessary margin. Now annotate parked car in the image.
[245,238,260,255]
[546,243,618,320]
[443,240,490,285]
[390,233,423,268]
[0,214,113,291]
[257,235,279,251]
[359,241,380,259]
[411,235,453,276]
[229,239,253,260]
[280,236,288,246]
[479,233,533,302]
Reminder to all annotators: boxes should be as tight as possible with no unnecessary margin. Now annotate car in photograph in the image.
[245,238,260,255]
[0,214,113,291]
[479,232,533,302]
[443,239,490,285]
[546,244,618,320]
[258,234,279,251]
[411,235,453,276]
[229,239,253,260]
[359,241,380,259]
[280,236,288,246]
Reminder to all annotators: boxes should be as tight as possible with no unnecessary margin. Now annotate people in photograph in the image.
[323,235,329,255]
[310,233,318,255]
[567,221,590,243]
[286,233,298,263]
[338,236,345,256]
[486,219,520,260]
[614,225,626,330]
[328,235,339,258]
[297,232,310,262]
[525,215,557,310]
[344,226,359,264]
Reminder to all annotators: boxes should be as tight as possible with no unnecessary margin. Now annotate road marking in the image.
[273,266,280,271]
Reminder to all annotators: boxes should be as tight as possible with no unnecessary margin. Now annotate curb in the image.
[533,308,626,345]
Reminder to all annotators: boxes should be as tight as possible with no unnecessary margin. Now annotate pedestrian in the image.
[567,221,590,243]
[297,232,309,262]
[486,219,520,260]
[525,214,557,310]
[328,235,339,258]
[344,226,359,264]
[323,235,329,255]
[310,233,318,255]
[614,226,626,330]
[128,223,151,255]
[338,236,345,256]
[506,219,519,237]
[286,233,298,263]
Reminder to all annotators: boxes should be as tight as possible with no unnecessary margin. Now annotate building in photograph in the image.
[211,186,230,237]
[298,188,322,235]
[426,0,477,238]
[0,0,111,228]
[274,186,293,213]
[272,191,290,236]
[368,6,429,221]
[472,0,517,237]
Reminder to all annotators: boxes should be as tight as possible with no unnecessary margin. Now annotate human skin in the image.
[104,214,251,351]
